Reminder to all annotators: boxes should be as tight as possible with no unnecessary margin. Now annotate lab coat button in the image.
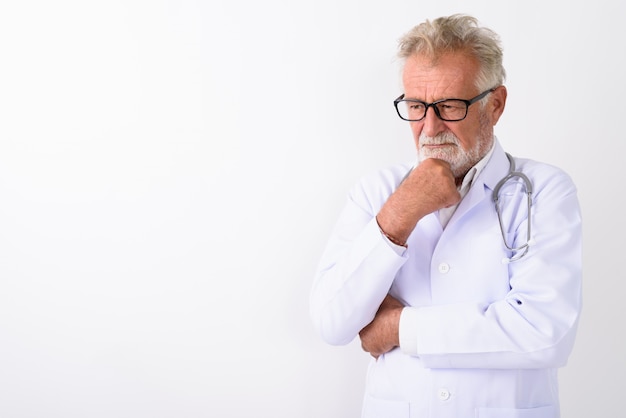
[438,388,451,401]
[438,263,450,274]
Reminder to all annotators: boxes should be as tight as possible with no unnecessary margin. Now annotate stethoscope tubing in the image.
[492,153,533,262]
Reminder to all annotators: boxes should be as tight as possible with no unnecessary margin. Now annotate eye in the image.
[439,102,464,110]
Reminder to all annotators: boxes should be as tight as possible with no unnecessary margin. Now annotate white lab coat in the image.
[310,140,582,418]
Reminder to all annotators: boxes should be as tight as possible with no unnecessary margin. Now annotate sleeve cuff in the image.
[399,306,420,356]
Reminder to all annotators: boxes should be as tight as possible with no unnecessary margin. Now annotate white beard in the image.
[417,122,494,178]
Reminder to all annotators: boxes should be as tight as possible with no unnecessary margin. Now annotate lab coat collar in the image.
[478,138,513,192]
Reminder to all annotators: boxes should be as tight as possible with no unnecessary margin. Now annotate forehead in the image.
[402,52,480,99]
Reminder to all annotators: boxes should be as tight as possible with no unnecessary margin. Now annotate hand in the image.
[376,158,461,243]
[359,294,404,359]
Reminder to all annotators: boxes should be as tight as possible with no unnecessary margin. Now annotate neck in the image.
[455,170,470,187]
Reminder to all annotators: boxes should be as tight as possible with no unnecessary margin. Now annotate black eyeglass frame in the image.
[393,87,497,122]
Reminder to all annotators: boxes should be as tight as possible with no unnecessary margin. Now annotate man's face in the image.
[402,52,506,178]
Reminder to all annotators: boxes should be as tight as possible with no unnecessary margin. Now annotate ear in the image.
[489,85,507,125]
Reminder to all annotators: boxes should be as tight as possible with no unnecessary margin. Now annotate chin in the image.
[419,148,458,163]
[419,150,472,178]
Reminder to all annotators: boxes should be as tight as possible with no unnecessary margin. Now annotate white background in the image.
[0,1,623,417]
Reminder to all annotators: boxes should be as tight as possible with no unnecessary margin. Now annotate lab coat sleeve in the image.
[309,171,409,346]
[402,168,583,369]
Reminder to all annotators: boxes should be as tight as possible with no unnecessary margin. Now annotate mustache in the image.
[419,132,460,146]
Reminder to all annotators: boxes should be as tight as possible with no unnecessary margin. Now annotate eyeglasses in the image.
[393,88,496,122]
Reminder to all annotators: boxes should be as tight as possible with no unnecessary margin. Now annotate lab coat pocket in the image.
[361,394,409,418]
[477,404,556,418]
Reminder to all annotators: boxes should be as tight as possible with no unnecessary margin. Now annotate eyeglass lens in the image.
[399,99,468,121]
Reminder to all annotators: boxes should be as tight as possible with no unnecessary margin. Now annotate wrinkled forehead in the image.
[401,52,480,98]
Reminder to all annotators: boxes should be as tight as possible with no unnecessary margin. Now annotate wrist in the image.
[376,215,408,248]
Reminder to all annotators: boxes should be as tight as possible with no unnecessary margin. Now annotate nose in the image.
[421,105,446,137]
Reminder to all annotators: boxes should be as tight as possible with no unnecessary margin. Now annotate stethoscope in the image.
[493,153,533,263]
[401,152,534,263]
